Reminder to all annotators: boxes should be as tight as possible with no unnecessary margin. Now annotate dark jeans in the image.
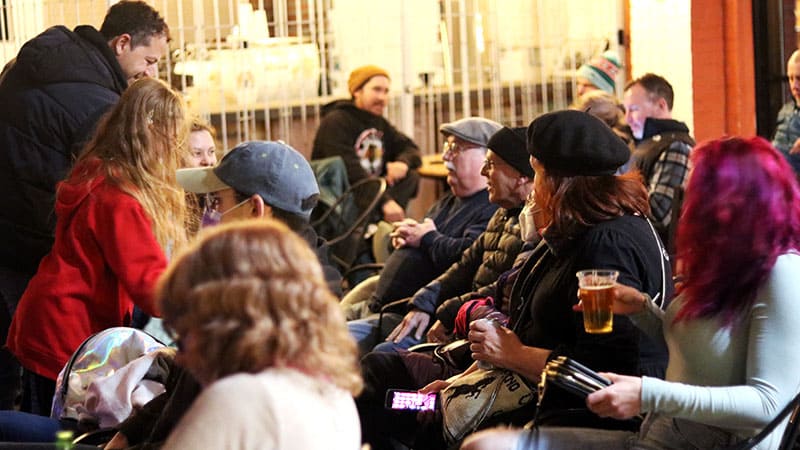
[0,411,72,442]
[0,267,32,410]
[20,370,55,417]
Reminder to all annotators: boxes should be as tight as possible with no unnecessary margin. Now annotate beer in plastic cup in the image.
[576,269,619,334]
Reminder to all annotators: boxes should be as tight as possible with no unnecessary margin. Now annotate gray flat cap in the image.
[439,117,503,147]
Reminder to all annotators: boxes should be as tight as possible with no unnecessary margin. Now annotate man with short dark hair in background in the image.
[623,73,694,245]
[0,0,169,409]
[312,65,422,222]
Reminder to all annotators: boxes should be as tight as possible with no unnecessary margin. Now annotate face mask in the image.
[200,197,249,228]
[201,208,223,228]
[519,203,541,243]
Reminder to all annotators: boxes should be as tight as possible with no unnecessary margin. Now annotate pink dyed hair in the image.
[675,136,800,326]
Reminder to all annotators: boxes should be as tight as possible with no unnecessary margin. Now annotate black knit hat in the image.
[487,127,534,178]
[527,110,630,176]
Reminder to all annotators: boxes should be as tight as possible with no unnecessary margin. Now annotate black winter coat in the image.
[411,208,524,324]
[0,25,127,272]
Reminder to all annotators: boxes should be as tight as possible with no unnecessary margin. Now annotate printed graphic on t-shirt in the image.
[354,128,384,175]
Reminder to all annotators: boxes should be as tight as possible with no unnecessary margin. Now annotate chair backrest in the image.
[724,390,800,450]
[310,156,350,220]
[311,176,387,271]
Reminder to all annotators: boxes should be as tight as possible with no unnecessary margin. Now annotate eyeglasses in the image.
[482,158,497,170]
[442,140,484,158]
[204,193,221,212]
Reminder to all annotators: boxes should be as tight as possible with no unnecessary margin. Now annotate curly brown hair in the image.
[157,220,362,395]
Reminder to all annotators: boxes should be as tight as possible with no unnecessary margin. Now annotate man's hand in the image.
[385,161,409,186]
[385,309,431,343]
[391,218,436,248]
[382,199,405,222]
[791,137,800,155]
[586,373,642,420]
[426,319,452,344]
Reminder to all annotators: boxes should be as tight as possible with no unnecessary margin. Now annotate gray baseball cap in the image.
[177,141,319,218]
[439,117,503,147]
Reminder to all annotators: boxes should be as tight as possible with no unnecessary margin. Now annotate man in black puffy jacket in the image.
[0,0,169,409]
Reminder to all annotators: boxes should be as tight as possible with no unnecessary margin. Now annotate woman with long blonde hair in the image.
[159,220,362,449]
[7,77,189,415]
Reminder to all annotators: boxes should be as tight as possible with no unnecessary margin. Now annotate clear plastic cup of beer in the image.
[576,269,619,334]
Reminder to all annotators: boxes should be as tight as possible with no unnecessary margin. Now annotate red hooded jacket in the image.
[7,159,166,380]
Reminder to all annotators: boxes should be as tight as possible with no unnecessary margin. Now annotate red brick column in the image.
[691,0,756,142]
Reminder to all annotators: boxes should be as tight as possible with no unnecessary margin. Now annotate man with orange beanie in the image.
[312,65,421,222]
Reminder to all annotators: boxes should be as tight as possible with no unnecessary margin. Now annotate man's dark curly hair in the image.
[100,1,169,47]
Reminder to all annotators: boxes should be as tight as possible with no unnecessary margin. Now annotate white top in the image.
[163,367,361,450]
[633,252,800,449]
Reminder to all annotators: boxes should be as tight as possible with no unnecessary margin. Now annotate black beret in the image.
[487,126,534,178]
[527,110,630,176]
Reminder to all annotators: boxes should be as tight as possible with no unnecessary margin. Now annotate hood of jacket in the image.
[639,117,690,142]
[55,158,107,221]
[14,25,127,93]
[320,98,379,120]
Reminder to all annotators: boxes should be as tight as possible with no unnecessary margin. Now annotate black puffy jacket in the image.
[410,207,524,324]
[0,25,126,272]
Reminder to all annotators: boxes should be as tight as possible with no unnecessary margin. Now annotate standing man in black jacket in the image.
[312,65,422,222]
[0,0,169,409]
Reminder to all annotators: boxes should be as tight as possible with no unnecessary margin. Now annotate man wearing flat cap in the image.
[312,65,421,222]
[361,126,532,355]
[343,117,501,335]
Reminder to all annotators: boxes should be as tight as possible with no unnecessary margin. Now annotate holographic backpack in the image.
[50,327,172,429]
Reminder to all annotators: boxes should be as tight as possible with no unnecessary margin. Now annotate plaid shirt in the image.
[648,140,691,227]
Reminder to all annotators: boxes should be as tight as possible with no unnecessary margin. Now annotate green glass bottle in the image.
[54,429,74,450]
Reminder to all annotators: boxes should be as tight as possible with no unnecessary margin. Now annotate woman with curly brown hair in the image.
[158,220,362,449]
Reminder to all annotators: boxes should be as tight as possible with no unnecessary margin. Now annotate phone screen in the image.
[384,389,437,411]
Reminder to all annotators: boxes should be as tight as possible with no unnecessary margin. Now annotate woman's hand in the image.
[416,379,451,425]
[467,319,524,369]
[104,432,130,449]
[426,320,451,344]
[573,283,647,316]
[586,373,642,420]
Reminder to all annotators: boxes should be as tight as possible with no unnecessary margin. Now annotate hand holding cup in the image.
[576,269,618,334]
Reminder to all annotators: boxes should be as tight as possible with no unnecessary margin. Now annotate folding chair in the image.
[310,176,387,276]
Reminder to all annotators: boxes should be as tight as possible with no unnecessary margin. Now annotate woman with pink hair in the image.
[463,136,800,450]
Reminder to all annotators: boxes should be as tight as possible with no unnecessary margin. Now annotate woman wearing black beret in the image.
[422,110,671,444]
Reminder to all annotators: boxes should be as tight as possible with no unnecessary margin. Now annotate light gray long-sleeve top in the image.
[632,252,800,450]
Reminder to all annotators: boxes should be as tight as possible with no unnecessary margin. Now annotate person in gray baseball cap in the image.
[177,140,342,295]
